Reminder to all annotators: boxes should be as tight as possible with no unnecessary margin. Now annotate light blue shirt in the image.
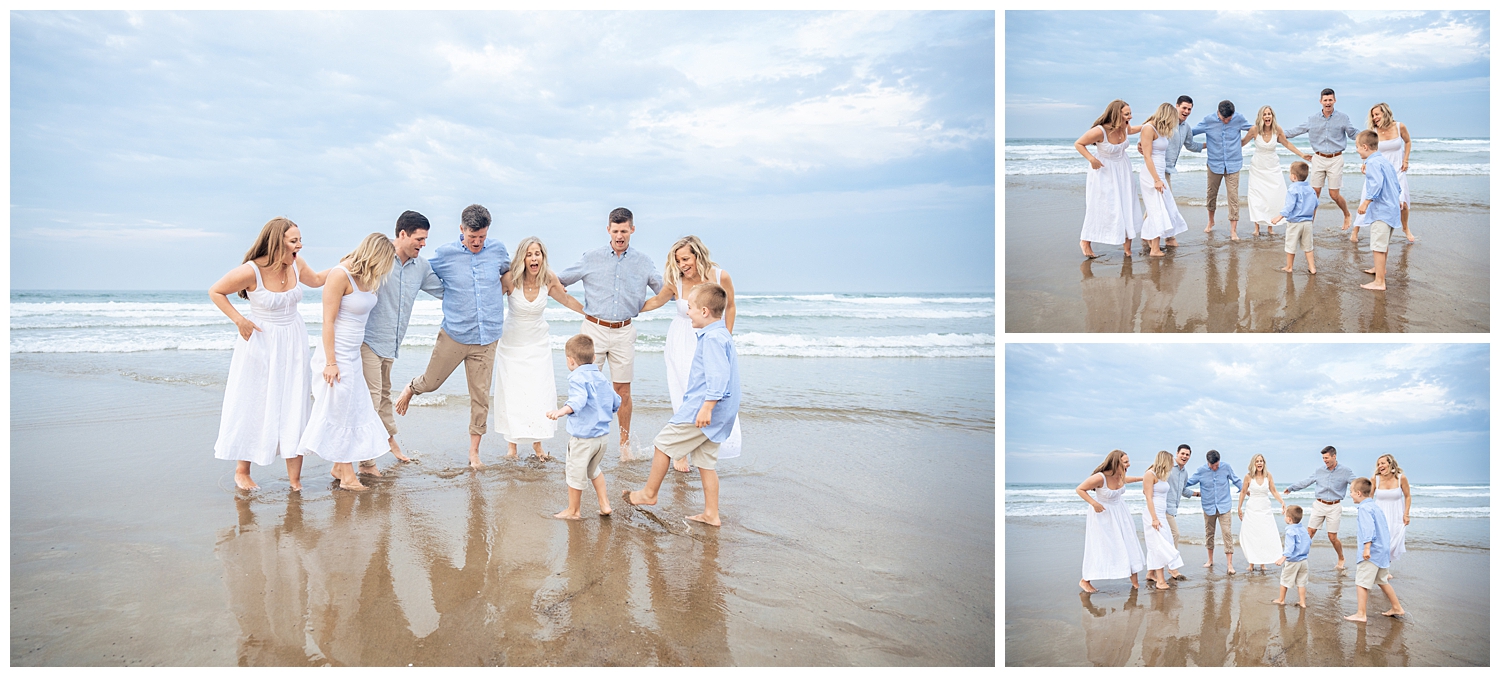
[1286,462,1353,503]
[1163,119,1204,176]
[1357,499,1392,569]
[1279,181,1319,223]
[563,364,620,439]
[1165,462,1190,517]
[1284,109,1359,155]
[1358,153,1403,226]
[1190,112,1252,174]
[1282,524,1311,563]
[362,254,444,359]
[427,236,510,346]
[667,319,740,443]
[556,245,664,322]
[1183,462,1242,516]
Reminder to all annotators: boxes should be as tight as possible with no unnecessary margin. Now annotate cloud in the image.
[1317,381,1470,424]
[1314,20,1489,71]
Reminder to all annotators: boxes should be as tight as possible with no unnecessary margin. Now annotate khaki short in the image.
[1284,220,1314,254]
[1369,220,1394,253]
[1307,500,1342,533]
[580,320,636,383]
[653,422,720,471]
[1280,560,1309,588]
[1355,559,1390,590]
[360,344,397,436]
[1308,153,1344,190]
[565,435,608,491]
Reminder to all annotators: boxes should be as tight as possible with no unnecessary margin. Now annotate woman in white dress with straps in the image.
[299,233,397,491]
[1141,451,1184,590]
[492,236,585,460]
[1136,103,1190,258]
[1372,453,1411,568]
[1074,100,1144,259]
[1075,449,1145,593]
[642,235,743,473]
[1241,105,1312,237]
[1368,103,1414,242]
[210,217,329,492]
[1235,453,1287,572]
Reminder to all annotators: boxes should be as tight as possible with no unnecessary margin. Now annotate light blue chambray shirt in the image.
[1183,462,1242,516]
[1165,462,1191,517]
[563,363,620,439]
[427,236,510,346]
[1282,525,1311,563]
[362,254,444,359]
[668,319,740,443]
[1163,119,1204,176]
[556,245,664,322]
[1190,112,1252,174]
[1279,181,1319,222]
[1356,499,1392,569]
[1284,109,1359,155]
[1285,462,1353,503]
[1357,153,1403,226]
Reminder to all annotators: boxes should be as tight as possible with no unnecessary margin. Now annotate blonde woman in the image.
[1141,451,1184,589]
[1241,105,1312,236]
[1076,450,1145,593]
[298,233,397,491]
[1372,454,1410,566]
[1136,103,1190,257]
[1235,453,1287,572]
[1367,103,1413,242]
[1075,100,1144,258]
[492,236,584,460]
[642,235,743,472]
[210,217,329,492]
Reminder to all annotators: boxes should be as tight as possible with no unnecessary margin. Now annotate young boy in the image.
[1354,130,1403,291]
[545,334,620,520]
[622,283,740,527]
[1272,504,1311,607]
[1272,161,1318,275]
[1345,477,1406,622]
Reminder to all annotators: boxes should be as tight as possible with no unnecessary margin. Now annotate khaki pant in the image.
[360,344,398,436]
[1166,513,1180,547]
[408,329,498,436]
[1205,170,1241,222]
[1204,512,1234,554]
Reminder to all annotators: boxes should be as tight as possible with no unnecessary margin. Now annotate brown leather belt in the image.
[585,315,630,329]
[1317,499,1341,505]
[1315,151,1343,158]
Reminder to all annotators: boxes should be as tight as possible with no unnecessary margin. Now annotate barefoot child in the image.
[546,335,620,519]
[1272,161,1318,275]
[1345,477,1406,622]
[622,283,740,527]
[1273,504,1311,607]
[1354,131,1403,291]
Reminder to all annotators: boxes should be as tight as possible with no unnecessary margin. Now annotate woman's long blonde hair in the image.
[1149,450,1173,481]
[507,236,552,291]
[1143,103,1176,139]
[1246,453,1268,478]
[664,235,718,290]
[1092,449,1128,477]
[239,217,299,299]
[341,233,397,292]
[1367,102,1396,131]
[1375,453,1402,478]
[1254,105,1281,137]
[1090,100,1129,132]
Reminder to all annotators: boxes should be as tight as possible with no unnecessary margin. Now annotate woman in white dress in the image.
[641,235,743,473]
[1074,100,1144,259]
[1235,453,1287,572]
[492,236,585,460]
[1141,451,1184,590]
[1075,449,1145,593]
[1136,103,1190,258]
[1372,453,1411,568]
[299,233,397,491]
[1368,103,1414,242]
[1240,105,1312,237]
[210,217,329,492]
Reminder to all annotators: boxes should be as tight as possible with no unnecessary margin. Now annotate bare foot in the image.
[358,461,382,477]
[1349,231,1358,243]
[1227,566,1236,575]
[552,509,581,520]
[619,441,635,462]
[686,513,721,527]
[469,456,485,470]
[1080,579,1098,593]
[1165,237,1178,247]
[1344,613,1367,623]
[1122,248,1132,258]
[1362,268,1376,275]
[1171,571,1187,581]
[1230,232,1240,241]
[1080,242,1098,258]
[1130,573,1139,589]
[1335,561,1347,570]
[1405,233,1416,243]
[533,443,549,461]
[234,472,258,491]
[289,480,302,491]
[1267,228,1274,236]
[1202,561,1214,568]
[394,386,414,416]
[1361,281,1386,291]
[1342,214,1353,230]
[1308,266,1316,274]
[390,440,411,463]
[673,457,690,473]
[506,443,518,459]
[623,488,656,507]
[1381,608,1406,617]
[1150,249,1165,257]
[1154,582,1170,590]
[1272,598,1286,605]
[1279,266,1294,273]
[1296,601,1306,608]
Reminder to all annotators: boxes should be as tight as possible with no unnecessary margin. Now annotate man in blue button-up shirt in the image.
[1285,88,1360,231]
[1190,100,1251,238]
[1161,96,1204,190]
[1284,445,1354,569]
[396,204,510,469]
[1183,449,1243,572]
[1354,131,1405,292]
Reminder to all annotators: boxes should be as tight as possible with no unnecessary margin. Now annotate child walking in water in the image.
[547,334,620,519]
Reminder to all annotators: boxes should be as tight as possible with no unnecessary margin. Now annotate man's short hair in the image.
[461,204,491,232]
[1357,130,1380,149]
[1351,477,1373,496]
[395,210,430,237]
[1286,505,1304,523]
[1217,100,1235,118]
[1205,449,1221,465]
[690,282,728,317]
[608,207,633,225]
[565,334,594,364]
[1290,161,1309,181]
[1176,95,1193,106]
[1321,88,1336,98]
[1321,445,1337,456]
[1177,444,1191,453]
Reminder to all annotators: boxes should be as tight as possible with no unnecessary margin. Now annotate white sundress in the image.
[1137,133,1189,242]
[214,261,311,466]
[1142,477,1184,572]
[298,267,387,464]
[492,286,559,444]
[1081,473,1146,581]
[1079,125,1143,246]
[1373,481,1408,563]
[666,268,742,459]
[1237,476,1282,565]
[1247,135,1288,226]
[1378,124,1410,208]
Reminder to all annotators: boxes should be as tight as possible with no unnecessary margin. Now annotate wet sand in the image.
[10,353,995,666]
[1004,517,1488,666]
[1004,174,1490,332]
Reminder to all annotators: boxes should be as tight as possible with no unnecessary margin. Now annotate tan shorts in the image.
[1280,560,1309,588]
[1308,153,1345,190]
[1355,559,1390,590]
[653,422,720,471]
[580,320,636,383]
[1284,220,1314,254]
[1307,500,1342,533]
[1369,220,1394,253]
[565,435,608,490]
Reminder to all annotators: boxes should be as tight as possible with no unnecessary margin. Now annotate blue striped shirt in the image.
[427,236,510,345]
[556,245,664,322]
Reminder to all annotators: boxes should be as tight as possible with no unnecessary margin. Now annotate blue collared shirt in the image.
[1282,524,1311,563]
[1165,463,1190,516]
[667,319,740,443]
[556,245,664,322]
[1190,112,1252,174]
[563,363,620,439]
[427,236,510,346]
[1356,499,1392,569]
[1359,153,1403,226]
[1183,462,1242,516]
[1286,463,1354,503]
[1284,109,1359,155]
[363,254,444,359]
[1280,181,1319,222]
[1164,119,1204,176]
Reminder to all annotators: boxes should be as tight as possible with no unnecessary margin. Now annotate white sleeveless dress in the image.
[1237,476,1281,565]
[1081,473,1145,581]
[1079,125,1143,245]
[1142,477,1184,571]
[299,267,387,464]
[1378,124,1409,207]
[666,268,742,459]
[214,262,311,466]
[1373,482,1407,563]
[1137,134,1189,241]
[1247,135,1288,226]
[491,286,558,444]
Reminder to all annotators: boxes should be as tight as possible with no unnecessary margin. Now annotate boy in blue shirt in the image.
[1273,504,1312,607]
[1345,477,1406,622]
[1354,131,1404,291]
[546,334,621,520]
[623,283,740,527]
[1272,161,1318,275]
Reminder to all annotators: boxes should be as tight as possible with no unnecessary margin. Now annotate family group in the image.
[207,206,742,526]
[1075,89,1413,290]
[1076,445,1411,623]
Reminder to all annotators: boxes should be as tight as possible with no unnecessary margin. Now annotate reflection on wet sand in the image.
[1080,589,1144,666]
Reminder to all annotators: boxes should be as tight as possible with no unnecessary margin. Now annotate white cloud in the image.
[436,43,528,79]
[1317,380,1466,424]
[1313,20,1489,71]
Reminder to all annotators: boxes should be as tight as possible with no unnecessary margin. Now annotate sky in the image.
[1005,10,1490,139]
[1005,344,1490,485]
[9,11,995,292]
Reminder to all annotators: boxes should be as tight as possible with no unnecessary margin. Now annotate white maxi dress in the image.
[214,262,311,466]
[299,267,387,464]
[1378,124,1410,208]
[1247,135,1288,226]
[492,287,558,445]
[1138,133,1189,242]
[1079,125,1144,246]
[1237,476,1282,565]
[1373,482,1407,563]
[1142,477,1184,571]
[666,269,742,459]
[1081,473,1146,581]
